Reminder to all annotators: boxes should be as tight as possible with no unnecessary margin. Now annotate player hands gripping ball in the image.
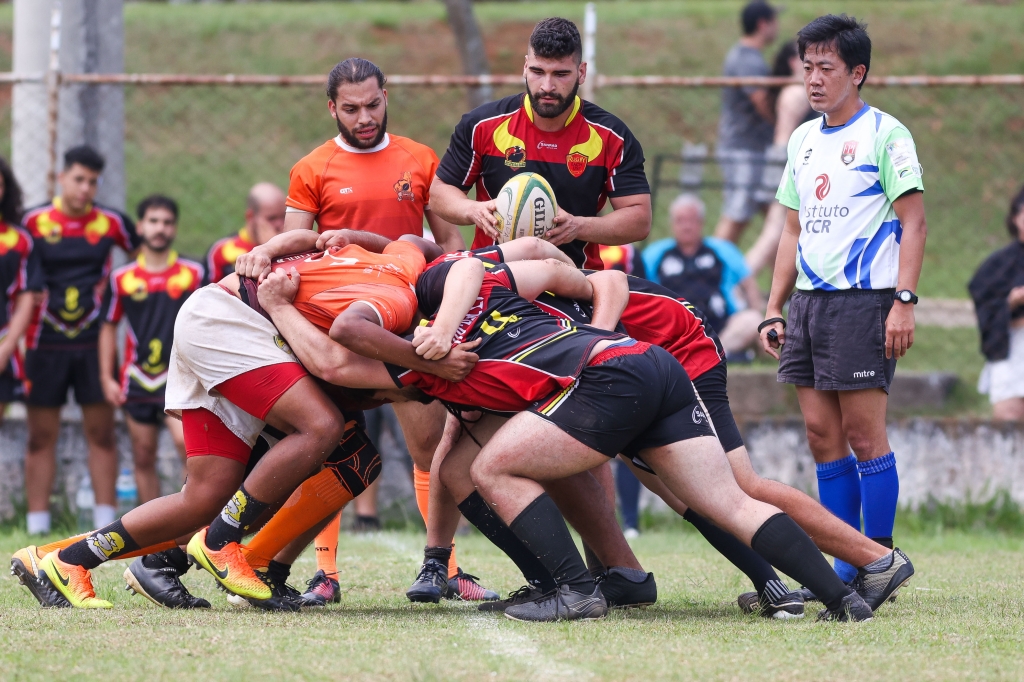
[492,173,558,243]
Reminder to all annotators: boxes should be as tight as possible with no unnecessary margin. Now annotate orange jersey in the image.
[286,134,438,241]
[271,240,426,334]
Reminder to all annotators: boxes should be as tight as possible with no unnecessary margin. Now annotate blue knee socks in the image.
[815,454,861,584]
[858,451,899,545]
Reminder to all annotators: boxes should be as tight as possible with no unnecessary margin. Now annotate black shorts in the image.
[778,288,898,392]
[529,342,715,461]
[0,364,24,403]
[123,400,166,426]
[691,362,744,453]
[25,346,105,408]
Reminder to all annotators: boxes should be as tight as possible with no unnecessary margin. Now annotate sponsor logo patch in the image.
[815,174,831,201]
[692,406,705,424]
[802,148,813,165]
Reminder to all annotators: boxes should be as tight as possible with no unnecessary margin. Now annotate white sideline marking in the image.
[464,613,592,679]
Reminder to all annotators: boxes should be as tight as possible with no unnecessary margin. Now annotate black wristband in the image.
[758,317,786,334]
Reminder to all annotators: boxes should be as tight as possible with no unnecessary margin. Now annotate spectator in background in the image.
[970,185,1024,420]
[204,182,286,283]
[714,1,778,245]
[0,157,40,426]
[745,41,819,277]
[644,194,763,359]
[100,195,203,503]
[22,145,140,535]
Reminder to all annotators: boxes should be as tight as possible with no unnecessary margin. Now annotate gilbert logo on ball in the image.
[492,172,558,243]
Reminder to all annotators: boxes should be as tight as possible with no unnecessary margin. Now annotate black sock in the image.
[142,547,190,574]
[508,494,593,591]
[206,485,271,550]
[267,560,291,585]
[458,492,557,592]
[582,541,606,578]
[683,508,784,597]
[58,519,141,570]
[750,513,850,612]
[424,545,452,569]
[871,536,894,550]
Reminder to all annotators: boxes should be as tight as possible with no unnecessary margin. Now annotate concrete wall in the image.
[2,410,1021,523]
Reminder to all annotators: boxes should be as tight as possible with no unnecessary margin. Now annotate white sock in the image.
[93,504,116,529]
[26,511,51,535]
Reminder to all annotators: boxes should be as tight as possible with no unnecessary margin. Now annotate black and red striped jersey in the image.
[103,253,203,400]
[535,273,726,380]
[0,222,42,379]
[205,227,255,284]
[386,257,620,413]
[436,93,649,270]
[24,199,138,348]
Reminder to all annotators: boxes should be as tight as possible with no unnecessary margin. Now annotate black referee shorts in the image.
[529,342,715,462]
[778,288,897,392]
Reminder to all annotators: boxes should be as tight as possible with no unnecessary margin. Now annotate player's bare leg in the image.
[24,406,61,534]
[165,414,187,463]
[81,402,119,525]
[125,415,162,503]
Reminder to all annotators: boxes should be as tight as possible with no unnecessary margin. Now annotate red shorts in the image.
[182,408,251,464]
[214,362,307,421]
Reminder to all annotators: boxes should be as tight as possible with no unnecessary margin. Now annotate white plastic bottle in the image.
[76,474,95,531]
[116,467,138,517]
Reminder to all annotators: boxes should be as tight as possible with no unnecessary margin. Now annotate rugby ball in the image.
[492,172,558,243]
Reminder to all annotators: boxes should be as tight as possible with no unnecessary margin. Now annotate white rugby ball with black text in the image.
[492,172,558,243]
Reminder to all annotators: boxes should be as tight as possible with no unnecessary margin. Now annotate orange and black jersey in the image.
[23,199,139,348]
[205,228,255,284]
[535,273,726,380]
[386,255,621,414]
[103,254,204,400]
[436,94,649,269]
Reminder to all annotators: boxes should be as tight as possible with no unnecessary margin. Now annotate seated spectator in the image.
[970,185,1024,420]
[644,194,763,359]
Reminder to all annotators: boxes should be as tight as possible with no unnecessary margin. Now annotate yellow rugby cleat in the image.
[37,551,113,609]
[187,528,272,601]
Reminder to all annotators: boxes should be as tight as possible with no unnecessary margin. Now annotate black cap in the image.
[741,1,777,35]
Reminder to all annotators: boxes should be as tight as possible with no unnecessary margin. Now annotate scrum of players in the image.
[9,17,913,623]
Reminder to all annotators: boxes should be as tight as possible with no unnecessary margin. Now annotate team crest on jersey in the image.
[36,213,63,244]
[841,140,858,165]
[566,152,588,178]
[503,146,527,169]
[393,171,415,202]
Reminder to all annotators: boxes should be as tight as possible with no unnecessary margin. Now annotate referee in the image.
[429,17,652,268]
[759,15,926,588]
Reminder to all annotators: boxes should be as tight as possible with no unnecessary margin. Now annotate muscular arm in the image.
[410,259,484,359]
[283,210,316,232]
[508,259,629,330]
[760,208,801,359]
[428,177,500,238]
[97,322,124,405]
[425,209,466,252]
[497,236,575,266]
[546,194,652,248]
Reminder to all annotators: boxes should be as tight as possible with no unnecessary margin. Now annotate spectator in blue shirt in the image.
[644,194,763,359]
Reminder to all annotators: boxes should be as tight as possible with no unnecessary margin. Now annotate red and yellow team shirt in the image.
[23,198,139,348]
[205,227,255,284]
[436,93,650,269]
[0,222,42,378]
[263,240,426,335]
[286,134,439,241]
[103,253,204,400]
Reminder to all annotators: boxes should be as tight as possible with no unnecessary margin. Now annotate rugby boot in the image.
[406,558,452,603]
[123,553,211,609]
[301,569,341,606]
[852,548,914,611]
[477,584,546,613]
[795,586,820,602]
[504,583,608,622]
[737,589,805,619]
[816,591,874,622]
[186,527,271,601]
[446,569,500,602]
[596,568,658,608]
[245,569,306,612]
[10,545,52,606]
[37,551,112,609]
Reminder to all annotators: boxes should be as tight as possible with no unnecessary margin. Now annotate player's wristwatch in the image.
[894,289,919,305]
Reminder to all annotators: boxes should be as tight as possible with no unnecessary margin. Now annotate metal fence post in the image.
[582,3,596,102]
[44,3,62,201]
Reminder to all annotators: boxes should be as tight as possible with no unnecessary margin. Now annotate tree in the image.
[440,0,491,109]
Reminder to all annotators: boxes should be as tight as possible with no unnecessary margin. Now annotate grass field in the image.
[1,528,1022,681]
